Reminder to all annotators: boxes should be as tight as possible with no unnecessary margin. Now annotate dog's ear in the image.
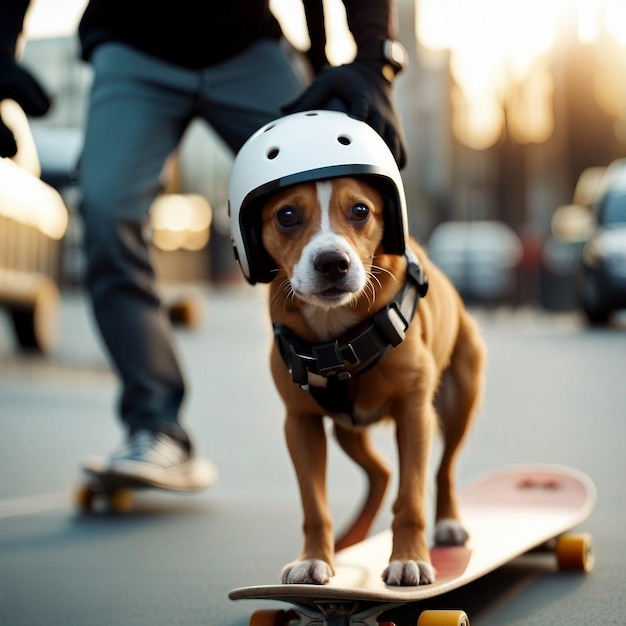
[239,200,277,284]
[362,177,406,256]
[382,194,406,256]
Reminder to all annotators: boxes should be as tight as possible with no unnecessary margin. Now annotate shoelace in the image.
[116,430,186,464]
[118,430,158,459]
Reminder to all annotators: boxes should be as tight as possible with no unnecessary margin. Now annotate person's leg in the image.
[80,44,198,448]
[198,39,306,152]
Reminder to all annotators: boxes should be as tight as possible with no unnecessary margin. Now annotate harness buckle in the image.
[374,303,407,347]
[289,345,310,386]
[313,342,345,376]
[407,260,429,297]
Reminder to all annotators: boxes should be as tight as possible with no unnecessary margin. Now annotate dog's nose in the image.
[314,250,351,280]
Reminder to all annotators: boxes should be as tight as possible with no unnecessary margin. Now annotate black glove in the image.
[282,61,407,169]
[0,56,51,158]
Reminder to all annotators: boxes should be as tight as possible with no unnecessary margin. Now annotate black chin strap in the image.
[273,250,428,390]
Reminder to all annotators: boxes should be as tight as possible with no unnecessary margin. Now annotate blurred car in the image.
[0,100,68,353]
[579,159,626,324]
[427,221,522,304]
[543,203,594,311]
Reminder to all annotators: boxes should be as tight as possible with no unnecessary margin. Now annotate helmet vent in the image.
[337,135,352,146]
[266,147,280,160]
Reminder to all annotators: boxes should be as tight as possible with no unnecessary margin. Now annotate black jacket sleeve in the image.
[301,0,327,74]
[343,0,394,48]
[0,0,51,158]
[0,0,31,56]
[283,0,408,168]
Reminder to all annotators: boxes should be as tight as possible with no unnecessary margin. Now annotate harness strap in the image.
[273,251,428,390]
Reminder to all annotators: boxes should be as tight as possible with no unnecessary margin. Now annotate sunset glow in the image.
[417,0,626,149]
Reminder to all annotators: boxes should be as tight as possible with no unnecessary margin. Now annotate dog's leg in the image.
[383,396,437,586]
[281,411,335,585]
[333,425,391,551]
[435,312,486,546]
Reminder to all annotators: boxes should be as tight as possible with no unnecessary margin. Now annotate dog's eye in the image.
[276,206,301,228]
[351,203,370,222]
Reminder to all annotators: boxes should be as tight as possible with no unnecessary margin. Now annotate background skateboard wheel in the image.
[109,489,133,513]
[76,485,96,513]
[168,297,202,328]
[417,610,470,626]
[75,486,133,513]
[9,276,60,354]
[249,609,297,626]
[556,533,594,572]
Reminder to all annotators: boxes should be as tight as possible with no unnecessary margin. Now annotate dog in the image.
[228,111,486,587]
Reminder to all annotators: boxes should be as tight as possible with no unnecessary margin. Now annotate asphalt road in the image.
[1,287,624,626]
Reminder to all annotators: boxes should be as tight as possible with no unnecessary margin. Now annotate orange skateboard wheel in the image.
[168,298,202,328]
[109,489,133,513]
[75,484,133,514]
[556,533,594,572]
[417,609,470,626]
[75,485,96,512]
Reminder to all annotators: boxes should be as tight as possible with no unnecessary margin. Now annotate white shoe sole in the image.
[83,456,218,491]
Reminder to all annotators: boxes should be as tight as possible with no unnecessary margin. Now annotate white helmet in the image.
[228,110,408,284]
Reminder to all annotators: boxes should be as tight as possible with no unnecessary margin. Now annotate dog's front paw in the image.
[281,559,333,585]
[382,560,436,586]
[434,518,469,546]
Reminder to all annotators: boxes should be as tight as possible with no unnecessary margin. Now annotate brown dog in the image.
[259,176,486,587]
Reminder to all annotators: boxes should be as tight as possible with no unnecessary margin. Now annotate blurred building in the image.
[397,0,626,229]
[18,1,626,307]
[394,0,626,307]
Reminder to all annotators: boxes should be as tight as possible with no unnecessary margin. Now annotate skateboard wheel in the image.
[76,485,96,513]
[168,298,202,328]
[556,533,594,572]
[9,277,60,354]
[109,489,133,513]
[249,609,297,626]
[417,610,470,626]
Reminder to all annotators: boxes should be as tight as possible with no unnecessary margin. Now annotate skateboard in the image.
[229,464,596,626]
[75,456,217,513]
[167,296,203,328]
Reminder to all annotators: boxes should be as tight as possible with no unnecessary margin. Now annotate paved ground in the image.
[1,286,625,625]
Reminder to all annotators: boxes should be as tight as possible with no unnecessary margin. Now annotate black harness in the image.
[273,251,428,418]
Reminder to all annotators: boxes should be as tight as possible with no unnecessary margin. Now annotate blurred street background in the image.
[8,0,626,314]
[2,290,626,625]
[1,1,626,625]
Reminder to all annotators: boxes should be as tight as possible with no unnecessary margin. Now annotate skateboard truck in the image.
[247,605,469,625]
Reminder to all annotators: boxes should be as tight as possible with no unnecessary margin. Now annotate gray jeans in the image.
[79,40,304,445]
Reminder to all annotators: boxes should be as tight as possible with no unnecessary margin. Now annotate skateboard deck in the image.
[229,464,596,626]
[76,456,217,513]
